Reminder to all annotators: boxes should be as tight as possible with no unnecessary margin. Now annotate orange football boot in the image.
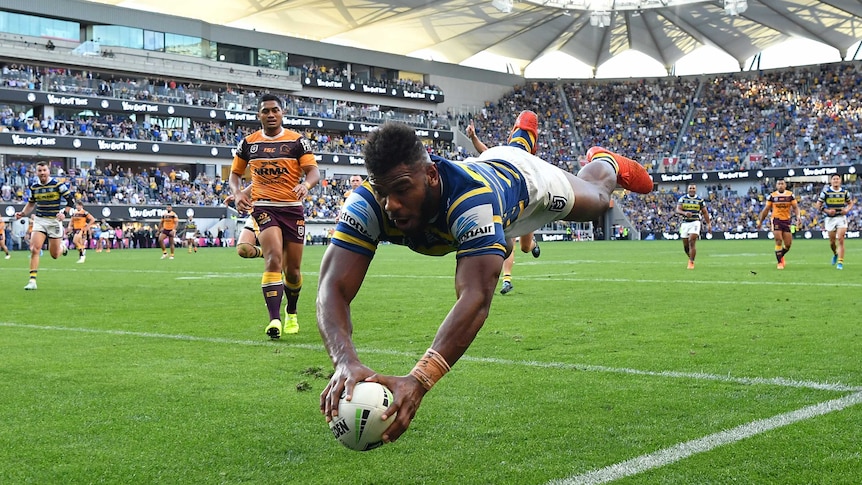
[508,110,539,154]
[586,146,654,194]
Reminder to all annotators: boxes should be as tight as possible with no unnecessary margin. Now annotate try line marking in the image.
[550,391,862,485]
[41,267,862,288]
[1,322,858,392]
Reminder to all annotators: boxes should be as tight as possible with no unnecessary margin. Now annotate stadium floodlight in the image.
[492,0,514,13]
[724,0,747,15]
[589,10,611,27]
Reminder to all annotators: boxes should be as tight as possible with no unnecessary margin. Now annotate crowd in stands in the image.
[460,61,862,174]
[619,181,861,238]
[0,63,450,130]
[6,60,862,174]
[1,160,356,221]
[299,61,444,95]
[3,58,862,237]
[0,104,374,153]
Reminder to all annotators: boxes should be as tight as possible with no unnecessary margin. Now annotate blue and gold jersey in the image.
[27,177,73,217]
[333,155,531,259]
[677,195,705,222]
[818,186,853,213]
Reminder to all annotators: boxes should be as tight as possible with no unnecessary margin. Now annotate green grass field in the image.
[2,239,860,484]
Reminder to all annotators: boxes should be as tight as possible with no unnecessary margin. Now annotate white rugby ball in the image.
[329,382,395,451]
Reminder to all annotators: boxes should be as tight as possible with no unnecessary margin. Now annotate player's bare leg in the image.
[282,241,304,334]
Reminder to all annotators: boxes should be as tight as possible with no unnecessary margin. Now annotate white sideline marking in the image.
[42,268,862,288]
[0,322,859,392]
[549,392,862,485]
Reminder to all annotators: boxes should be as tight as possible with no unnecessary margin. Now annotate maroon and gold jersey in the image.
[161,211,179,230]
[231,128,317,206]
[765,190,797,220]
[71,210,93,230]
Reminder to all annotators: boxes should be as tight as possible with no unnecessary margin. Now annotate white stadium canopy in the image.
[84,0,862,78]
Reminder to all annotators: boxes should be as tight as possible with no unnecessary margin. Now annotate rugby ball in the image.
[329,382,395,451]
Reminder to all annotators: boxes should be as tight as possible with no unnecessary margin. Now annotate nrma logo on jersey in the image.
[342,199,377,237]
[455,204,494,244]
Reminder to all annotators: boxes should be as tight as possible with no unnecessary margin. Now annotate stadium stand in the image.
[0,6,859,243]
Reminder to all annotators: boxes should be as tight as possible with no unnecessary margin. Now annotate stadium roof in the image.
[84,0,862,77]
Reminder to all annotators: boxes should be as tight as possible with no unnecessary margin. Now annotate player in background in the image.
[344,174,363,199]
[814,173,856,270]
[226,185,265,259]
[465,117,540,295]
[159,204,179,259]
[675,183,711,269]
[756,178,800,270]
[184,215,199,253]
[229,93,321,338]
[96,219,112,253]
[0,217,10,259]
[15,161,74,290]
[318,119,653,443]
[70,201,95,263]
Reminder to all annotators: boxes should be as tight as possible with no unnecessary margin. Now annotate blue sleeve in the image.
[331,186,382,258]
[448,189,507,259]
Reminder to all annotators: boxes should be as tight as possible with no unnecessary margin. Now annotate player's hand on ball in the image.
[321,361,377,421]
[365,373,429,443]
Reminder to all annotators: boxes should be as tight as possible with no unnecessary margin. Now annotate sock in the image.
[284,275,303,315]
[508,128,536,154]
[29,270,37,281]
[774,245,783,262]
[237,244,262,259]
[261,272,284,321]
[502,274,512,284]
[838,258,844,263]
[590,152,619,174]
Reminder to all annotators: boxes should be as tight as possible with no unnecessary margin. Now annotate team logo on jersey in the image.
[255,212,272,226]
[549,195,568,212]
[341,197,377,238]
[454,204,494,244]
[249,143,258,154]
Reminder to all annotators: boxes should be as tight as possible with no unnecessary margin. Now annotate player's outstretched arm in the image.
[370,253,503,443]
[465,120,489,154]
[318,244,376,420]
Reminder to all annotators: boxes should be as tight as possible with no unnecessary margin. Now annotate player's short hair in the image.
[259,93,282,109]
[364,122,428,177]
[36,161,48,168]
